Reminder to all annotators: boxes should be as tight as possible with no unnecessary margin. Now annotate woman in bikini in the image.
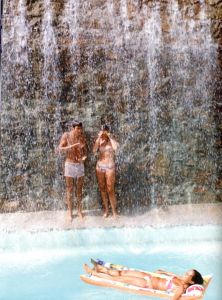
[83,262,204,300]
[93,125,119,218]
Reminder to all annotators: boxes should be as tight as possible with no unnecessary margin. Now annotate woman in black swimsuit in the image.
[93,125,119,218]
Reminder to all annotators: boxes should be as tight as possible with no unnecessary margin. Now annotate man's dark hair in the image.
[101,124,110,131]
[192,270,204,285]
[72,120,82,128]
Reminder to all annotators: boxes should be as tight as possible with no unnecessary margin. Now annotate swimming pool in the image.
[0,225,221,300]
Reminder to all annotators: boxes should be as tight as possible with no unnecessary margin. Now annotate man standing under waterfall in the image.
[59,120,87,221]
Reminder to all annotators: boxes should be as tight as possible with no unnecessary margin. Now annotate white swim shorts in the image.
[64,162,85,178]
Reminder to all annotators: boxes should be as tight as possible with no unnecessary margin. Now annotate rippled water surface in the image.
[0,225,221,300]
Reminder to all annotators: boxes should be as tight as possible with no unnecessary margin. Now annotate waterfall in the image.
[0,0,221,211]
[166,0,218,203]
[144,4,163,206]
[38,0,63,206]
[62,0,80,83]
[0,0,3,111]
[1,0,31,206]
[9,0,29,65]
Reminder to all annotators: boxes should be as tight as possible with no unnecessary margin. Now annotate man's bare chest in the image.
[67,133,79,145]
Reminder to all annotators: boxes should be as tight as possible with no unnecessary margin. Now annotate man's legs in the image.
[76,176,84,219]
[65,176,74,221]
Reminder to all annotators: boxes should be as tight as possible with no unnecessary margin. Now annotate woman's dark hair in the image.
[192,270,204,285]
[101,124,110,132]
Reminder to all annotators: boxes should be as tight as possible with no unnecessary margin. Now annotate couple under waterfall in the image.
[58,120,119,221]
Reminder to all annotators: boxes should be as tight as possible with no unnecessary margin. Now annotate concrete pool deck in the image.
[0,203,221,232]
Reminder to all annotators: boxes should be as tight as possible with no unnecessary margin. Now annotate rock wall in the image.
[0,0,221,213]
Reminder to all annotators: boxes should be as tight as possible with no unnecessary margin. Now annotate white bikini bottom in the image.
[96,162,115,173]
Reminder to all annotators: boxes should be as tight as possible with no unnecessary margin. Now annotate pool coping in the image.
[0,203,221,232]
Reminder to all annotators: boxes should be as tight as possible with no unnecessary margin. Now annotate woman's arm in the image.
[80,136,88,161]
[109,135,119,152]
[93,131,103,154]
[93,138,100,154]
[171,285,184,300]
[155,270,177,277]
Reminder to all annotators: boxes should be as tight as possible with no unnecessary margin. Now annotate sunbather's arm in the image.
[155,270,177,277]
[171,285,184,300]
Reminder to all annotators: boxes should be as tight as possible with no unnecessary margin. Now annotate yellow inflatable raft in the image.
[80,260,212,299]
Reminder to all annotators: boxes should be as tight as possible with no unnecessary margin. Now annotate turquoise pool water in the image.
[0,225,221,300]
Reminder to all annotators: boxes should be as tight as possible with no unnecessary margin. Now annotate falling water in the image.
[1,0,32,206]
[62,0,80,89]
[0,0,221,212]
[144,4,163,206]
[165,0,218,203]
[0,0,3,111]
[8,0,29,65]
[39,0,63,207]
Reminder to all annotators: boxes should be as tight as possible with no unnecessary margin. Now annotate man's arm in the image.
[75,135,87,162]
[58,133,80,150]
[58,133,68,150]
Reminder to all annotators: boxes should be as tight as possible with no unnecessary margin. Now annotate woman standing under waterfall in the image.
[93,125,119,218]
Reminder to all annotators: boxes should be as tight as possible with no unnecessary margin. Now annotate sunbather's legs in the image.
[95,264,150,279]
[84,264,148,288]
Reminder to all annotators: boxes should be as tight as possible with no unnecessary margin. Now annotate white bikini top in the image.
[99,145,113,154]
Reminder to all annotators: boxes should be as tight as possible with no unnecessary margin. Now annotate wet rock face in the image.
[0,0,221,213]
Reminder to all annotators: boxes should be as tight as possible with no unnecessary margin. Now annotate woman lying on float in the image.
[82,260,211,300]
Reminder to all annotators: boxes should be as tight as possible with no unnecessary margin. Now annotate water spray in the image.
[0,0,3,110]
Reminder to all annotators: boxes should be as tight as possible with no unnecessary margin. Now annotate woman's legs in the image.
[84,264,148,288]
[95,264,151,280]
[96,169,109,217]
[105,169,118,217]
